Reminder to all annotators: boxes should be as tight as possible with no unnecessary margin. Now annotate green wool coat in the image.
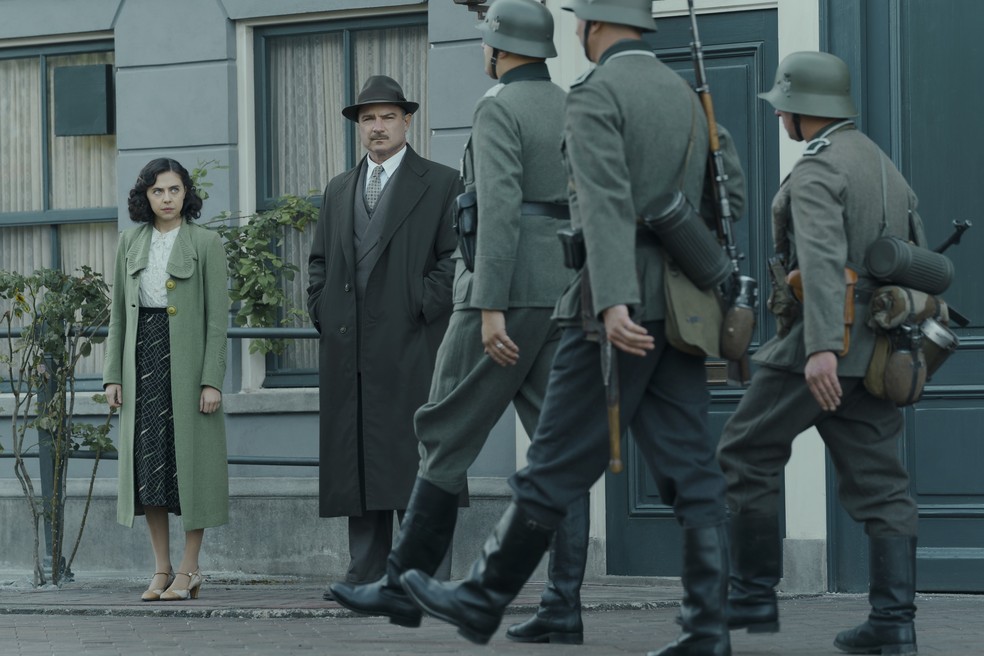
[103,221,229,531]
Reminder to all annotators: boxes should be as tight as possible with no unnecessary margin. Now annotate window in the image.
[0,43,117,381]
[254,15,428,385]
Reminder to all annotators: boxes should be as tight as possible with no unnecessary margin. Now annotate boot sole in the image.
[401,584,493,645]
[729,620,780,634]
[833,638,917,655]
[505,632,584,644]
[331,595,422,629]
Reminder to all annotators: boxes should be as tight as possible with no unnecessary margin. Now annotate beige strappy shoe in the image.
[159,569,203,601]
[141,570,175,602]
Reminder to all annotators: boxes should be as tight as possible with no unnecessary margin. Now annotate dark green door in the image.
[825,0,984,593]
[605,9,779,576]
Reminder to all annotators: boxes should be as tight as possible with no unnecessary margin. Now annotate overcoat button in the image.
[339,326,347,334]
[165,279,176,290]
[344,283,351,292]
[166,306,177,316]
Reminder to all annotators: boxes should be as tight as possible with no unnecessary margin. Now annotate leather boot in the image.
[401,502,554,645]
[834,535,917,655]
[329,478,458,628]
[506,494,589,644]
[727,514,781,633]
[648,523,731,656]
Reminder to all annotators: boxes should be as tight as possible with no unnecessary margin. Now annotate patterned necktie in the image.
[365,164,384,212]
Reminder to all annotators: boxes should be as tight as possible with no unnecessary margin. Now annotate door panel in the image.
[605,9,778,576]
[825,0,984,592]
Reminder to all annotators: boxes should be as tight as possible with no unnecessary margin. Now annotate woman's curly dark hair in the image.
[127,158,204,223]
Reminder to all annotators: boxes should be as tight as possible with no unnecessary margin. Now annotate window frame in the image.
[0,40,117,234]
[252,14,428,387]
[253,13,428,210]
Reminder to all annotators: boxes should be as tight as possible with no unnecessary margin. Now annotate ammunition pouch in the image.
[767,255,800,338]
[785,267,858,356]
[453,191,478,272]
[557,227,586,270]
[863,285,959,406]
[864,236,954,295]
[640,191,732,291]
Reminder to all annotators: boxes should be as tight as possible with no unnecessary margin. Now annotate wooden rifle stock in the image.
[688,0,755,386]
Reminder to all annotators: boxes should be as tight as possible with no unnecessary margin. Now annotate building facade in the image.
[1,0,981,593]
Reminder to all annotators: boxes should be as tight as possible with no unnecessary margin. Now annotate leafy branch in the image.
[0,266,116,586]
[192,161,319,355]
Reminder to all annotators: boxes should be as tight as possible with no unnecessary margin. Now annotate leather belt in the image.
[521,202,569,220]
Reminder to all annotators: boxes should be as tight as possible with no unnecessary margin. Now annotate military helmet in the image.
[562,0,657,33]
[477,0,557,59]
[759,51,858,118]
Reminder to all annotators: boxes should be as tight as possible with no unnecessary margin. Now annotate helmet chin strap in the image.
[581,20,593,61]
[793,113,806,141]
[489,47,501,80]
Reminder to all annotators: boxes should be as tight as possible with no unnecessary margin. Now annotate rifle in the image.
[688,0,758,386]
[934,220,972,254]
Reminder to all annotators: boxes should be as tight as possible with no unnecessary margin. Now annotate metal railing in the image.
[1,324,321,571]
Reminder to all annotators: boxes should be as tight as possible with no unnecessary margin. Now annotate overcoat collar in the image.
[124,221,199,279]
[336,145,429,273]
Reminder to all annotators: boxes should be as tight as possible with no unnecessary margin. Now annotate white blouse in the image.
[139,225,180,307]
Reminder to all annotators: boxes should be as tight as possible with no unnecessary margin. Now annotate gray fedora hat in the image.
[342,75,419,122]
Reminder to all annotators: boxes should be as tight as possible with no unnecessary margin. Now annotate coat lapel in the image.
[336,161,362,273]
[124,225,152,277]
[375,146,427,257]
[166,222,197,279]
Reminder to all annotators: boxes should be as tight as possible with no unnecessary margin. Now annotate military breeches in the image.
[510,322,728,530]
[717,365,917,537]
[414,307,560,494]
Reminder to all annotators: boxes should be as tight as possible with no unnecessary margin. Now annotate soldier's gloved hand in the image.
[482,309,519,367]
[805,350,842,411]
[603,304,654,357]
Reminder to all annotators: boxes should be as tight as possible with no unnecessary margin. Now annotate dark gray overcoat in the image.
[307,145,460,517]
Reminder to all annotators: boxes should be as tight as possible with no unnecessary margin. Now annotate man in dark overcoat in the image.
[307,75,460,592]
[329,0,590,644]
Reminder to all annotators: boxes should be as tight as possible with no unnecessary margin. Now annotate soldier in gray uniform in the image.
[330,0,590,644]
[717,52,921,656]
[399,2,743,654]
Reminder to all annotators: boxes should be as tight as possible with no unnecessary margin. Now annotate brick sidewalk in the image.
[0,576,980,654]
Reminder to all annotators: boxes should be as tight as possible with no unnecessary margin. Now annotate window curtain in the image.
[0,57,43,214]
[0,51,117,379]
[267,24,429,374]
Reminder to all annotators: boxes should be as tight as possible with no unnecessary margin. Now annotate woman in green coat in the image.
[103,158,229,602]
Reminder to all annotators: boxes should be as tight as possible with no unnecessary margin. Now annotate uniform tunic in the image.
[414,62,574,493]
[717,121,921,536]
[510,40,741,530]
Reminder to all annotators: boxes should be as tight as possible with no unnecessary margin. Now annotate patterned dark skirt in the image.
[133,307,181,515]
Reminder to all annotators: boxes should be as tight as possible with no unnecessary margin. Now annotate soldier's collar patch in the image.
[803,137,831,156]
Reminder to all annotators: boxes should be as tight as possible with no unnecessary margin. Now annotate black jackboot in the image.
[329,478,459,627]
[834,535,917,655]
[648,524,731,656]
[506,494,589,644]
[401,502,554,645]
[727,514,781,633]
